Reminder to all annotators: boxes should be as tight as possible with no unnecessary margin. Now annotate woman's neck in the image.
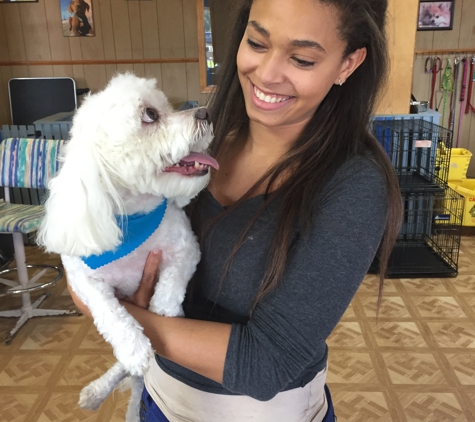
[245,120,297,162]
[208,122,297,206]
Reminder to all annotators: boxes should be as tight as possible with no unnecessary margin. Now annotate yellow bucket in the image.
[448,148,472,181]
[449,180,475,226]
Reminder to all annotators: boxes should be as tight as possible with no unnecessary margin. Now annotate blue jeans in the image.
[140,384,337,421]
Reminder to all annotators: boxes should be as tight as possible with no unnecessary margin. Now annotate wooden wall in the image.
[0,0,210,126]
[413,0,475,176]
[375,0,418,115]
[0,0,432,140]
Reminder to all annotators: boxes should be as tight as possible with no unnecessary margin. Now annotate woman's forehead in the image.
[247,0,344,53]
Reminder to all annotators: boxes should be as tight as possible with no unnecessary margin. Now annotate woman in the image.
[70,0,402,420]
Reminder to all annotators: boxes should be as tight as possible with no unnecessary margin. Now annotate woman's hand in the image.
[121,250,162,309]
[66,250,162,317]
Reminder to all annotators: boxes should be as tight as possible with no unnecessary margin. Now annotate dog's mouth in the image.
[163,152,219,176]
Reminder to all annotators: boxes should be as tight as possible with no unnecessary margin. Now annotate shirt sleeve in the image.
[222,157,389,400]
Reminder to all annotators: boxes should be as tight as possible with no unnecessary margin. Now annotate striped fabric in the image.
[0,138,63,234]
[0,200,45,234]
[0,138,64,189]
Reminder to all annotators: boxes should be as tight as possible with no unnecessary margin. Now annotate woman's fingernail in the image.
[152,250,161,255]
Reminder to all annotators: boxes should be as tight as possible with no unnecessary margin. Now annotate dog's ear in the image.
[37,139,123,257]
[439,2,450,11]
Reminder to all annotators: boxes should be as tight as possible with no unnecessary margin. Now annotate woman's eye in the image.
[293,57,315,68]
[247,38,265,50]
[142,108,159,123]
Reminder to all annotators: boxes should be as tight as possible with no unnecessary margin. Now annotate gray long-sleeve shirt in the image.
[156,154,388,401]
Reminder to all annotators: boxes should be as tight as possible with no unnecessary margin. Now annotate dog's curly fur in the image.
[37,73,215,422]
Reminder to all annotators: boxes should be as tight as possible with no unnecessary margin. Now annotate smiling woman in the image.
[197,0,419,115]
[235,0,366,132]
[70,1,403,421]
[130,0,403,421]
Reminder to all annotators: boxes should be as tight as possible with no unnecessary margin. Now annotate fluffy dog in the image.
[419,2,451,27]
[37,73,216,421]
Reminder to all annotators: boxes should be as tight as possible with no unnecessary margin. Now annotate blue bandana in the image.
[81,199,168,270]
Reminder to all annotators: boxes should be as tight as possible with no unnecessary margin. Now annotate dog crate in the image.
[373,119,452,192]
[370,187,464,278]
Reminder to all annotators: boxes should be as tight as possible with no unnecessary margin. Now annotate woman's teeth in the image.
[253,86,291,103]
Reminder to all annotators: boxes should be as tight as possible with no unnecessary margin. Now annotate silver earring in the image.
[339,79,343,86]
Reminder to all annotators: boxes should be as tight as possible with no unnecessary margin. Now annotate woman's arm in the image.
[67,252,232,384]
[121,301,231,383]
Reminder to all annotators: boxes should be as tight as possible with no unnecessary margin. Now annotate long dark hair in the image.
[206,0,402,310]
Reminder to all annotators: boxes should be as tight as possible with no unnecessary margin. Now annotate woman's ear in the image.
[336,47,367,85]
[37,139,122,257]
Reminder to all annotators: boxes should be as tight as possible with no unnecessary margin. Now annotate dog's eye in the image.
[142,108,159,123]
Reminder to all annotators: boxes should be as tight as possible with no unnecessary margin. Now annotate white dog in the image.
[37,73,217,421]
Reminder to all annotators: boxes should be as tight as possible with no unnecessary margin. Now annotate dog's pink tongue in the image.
[181,152,219,170]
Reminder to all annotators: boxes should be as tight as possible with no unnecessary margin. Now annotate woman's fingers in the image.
[126,250,162,309]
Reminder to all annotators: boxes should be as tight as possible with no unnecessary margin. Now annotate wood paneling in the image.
[156,0,185,59]
[0,7,10,62]
[3,5,27,62]
[45,0,72,61]
[97,0,116,60]
[375,0,418,115]
[412,0,475,176]
[0,0,202,127]
[1,0,469,172]
[140,1,161,60]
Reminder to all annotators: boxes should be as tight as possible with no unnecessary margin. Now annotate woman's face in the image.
[236,0,363,133]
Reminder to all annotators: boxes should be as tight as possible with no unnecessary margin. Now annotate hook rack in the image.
[415,49,475,56]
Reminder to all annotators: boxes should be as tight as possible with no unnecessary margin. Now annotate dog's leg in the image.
[149,245,200,317]
[79,362,129,411]
[148,217,201,317]
[125,376,145,422]
[68,273,153,376]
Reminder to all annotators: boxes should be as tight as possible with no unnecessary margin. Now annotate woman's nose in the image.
[255,52,286,85]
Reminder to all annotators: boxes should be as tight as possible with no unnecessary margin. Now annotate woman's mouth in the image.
[253,85,292,104]
[250,82,295,110]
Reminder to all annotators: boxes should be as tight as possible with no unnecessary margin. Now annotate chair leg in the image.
[0,232,81,344]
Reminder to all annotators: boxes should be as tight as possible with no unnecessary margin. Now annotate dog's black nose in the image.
[195,108,211,124]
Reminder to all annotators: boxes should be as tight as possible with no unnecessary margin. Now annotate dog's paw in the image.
[79,383,108,411]
[149,303,184,317]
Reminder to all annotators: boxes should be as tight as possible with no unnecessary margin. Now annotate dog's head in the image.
[69,72,216,204]
[420,3,450,26]
[38,73,217,256]
[68,0,89,15]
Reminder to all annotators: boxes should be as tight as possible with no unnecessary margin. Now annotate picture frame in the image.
[60,0,95,37]
[417,1,455,31]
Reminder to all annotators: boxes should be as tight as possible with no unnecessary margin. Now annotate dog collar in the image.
[81,199,168,270]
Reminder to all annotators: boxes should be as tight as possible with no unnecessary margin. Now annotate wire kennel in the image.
[370,186,464,278]
[373,119,453,192]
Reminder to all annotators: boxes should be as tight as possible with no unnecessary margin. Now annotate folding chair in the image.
[0,138,80,344]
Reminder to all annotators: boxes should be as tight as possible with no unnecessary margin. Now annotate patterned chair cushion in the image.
[0,200,45,234]
[0,138,64,189]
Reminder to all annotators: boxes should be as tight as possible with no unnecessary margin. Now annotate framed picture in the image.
[60,0,95,37]
[418,1,455,31]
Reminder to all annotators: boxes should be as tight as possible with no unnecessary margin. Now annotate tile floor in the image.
[0,238,474,422]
